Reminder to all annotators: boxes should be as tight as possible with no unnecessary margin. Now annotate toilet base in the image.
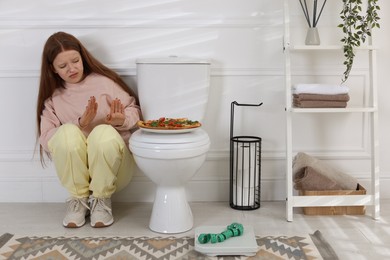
[149,186,193,234]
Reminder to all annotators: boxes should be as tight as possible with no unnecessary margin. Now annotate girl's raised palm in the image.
[106,98,125,126]
[79,96,98,128]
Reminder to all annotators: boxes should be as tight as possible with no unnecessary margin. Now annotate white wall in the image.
[0,0,389,203]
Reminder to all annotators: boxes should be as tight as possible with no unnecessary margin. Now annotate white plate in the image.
[140,127,200,134]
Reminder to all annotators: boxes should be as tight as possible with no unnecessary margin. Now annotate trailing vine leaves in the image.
[338,0,380,83]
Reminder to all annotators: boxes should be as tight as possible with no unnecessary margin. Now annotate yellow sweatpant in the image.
[48,123,134,198]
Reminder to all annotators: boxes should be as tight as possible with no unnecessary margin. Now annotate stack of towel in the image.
[293,84,350,108]
[293,152,359,191]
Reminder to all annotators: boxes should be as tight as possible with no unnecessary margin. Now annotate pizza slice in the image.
[138,117,201,130]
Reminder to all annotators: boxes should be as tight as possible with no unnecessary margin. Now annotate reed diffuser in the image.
[298,0,327,45]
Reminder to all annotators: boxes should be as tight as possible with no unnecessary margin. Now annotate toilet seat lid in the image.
[130,128,209,147]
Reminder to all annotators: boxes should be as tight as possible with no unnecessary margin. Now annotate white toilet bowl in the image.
[129,128,210,233]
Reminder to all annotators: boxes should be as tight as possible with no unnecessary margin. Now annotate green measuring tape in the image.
[198,223,244,244]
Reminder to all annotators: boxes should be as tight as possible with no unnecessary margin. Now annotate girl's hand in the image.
[106,98,125,126]
[79,96,98,128]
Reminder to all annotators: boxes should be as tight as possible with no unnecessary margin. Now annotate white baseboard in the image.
[0,175,389,203]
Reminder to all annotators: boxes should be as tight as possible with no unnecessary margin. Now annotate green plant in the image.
[338,0,380,83]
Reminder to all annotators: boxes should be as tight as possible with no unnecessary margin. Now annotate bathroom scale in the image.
[194,225,259,257]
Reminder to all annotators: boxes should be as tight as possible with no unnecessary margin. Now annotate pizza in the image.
[138,117,201,130]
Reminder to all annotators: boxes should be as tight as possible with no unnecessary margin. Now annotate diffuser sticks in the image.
[298,0,327,27]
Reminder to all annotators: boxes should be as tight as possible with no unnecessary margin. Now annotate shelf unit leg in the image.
[286,111,293,222]
[286,199,293,222]
[371,109,380,220]
[369,48,380,220]
[283,0,293,222]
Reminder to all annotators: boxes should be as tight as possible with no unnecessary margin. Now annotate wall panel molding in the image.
[0,67,370,78]
[0,67,284,78]
[0,147,372,163]
[0,17,280,29]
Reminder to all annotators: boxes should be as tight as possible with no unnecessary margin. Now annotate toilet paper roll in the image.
[233,182,255,207]
[232,142,259,207]
[234,143,257,188]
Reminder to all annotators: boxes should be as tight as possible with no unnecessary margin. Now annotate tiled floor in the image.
[1,200,389,259]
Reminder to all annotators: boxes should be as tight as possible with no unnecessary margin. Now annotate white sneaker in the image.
[63,197,89,228]
[89,197,114,228]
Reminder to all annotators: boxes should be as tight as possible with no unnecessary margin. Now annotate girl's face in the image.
[52,50,84,84]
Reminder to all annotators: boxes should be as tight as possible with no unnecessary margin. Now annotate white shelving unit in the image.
[283,0,380,222]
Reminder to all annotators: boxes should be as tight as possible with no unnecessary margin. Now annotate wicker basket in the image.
[299,184,366,215]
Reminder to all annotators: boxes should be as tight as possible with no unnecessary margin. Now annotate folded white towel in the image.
[293,84,349,95]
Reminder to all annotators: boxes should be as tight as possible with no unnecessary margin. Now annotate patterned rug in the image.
[0,230,338,260]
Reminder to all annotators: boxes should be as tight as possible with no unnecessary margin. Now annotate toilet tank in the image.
[136,57,210,121]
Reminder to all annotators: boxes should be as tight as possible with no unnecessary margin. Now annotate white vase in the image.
[305,27,320,45]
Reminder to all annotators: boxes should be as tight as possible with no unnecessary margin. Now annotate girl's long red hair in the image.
[36,32,137,165]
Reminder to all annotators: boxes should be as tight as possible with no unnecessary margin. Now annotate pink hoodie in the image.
[39,73,141,152]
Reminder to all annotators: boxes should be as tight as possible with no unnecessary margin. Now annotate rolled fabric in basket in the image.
[293,152,358,190]
[292,84,349,95]
[294,166,344,191]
